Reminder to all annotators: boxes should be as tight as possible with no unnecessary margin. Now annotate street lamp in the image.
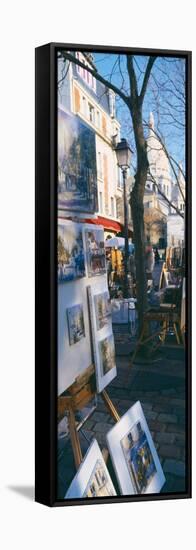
[115,138,132,298]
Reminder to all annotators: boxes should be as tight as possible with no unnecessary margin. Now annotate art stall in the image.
[57,107,165,500]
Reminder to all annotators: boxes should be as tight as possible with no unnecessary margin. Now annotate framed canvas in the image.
[88,284,116,392]
[35,42,191,507]
[58,220,86,282]
[67,304,85,346]
[106,401,165,495]
[65,439,116,499]
[84,225,106,277]
[58,107,98,214]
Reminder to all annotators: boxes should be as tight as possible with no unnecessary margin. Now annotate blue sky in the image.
[93,52,186,173]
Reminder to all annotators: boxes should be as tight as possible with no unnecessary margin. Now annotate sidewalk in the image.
[58,324,186,498]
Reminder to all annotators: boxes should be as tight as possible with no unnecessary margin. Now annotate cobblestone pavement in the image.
[58,324,186,499]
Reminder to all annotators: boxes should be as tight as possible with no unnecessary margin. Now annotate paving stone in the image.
[155,432,176,445]
[162,473,186,493]
[148,420,167,433]
[158,413,178,423]
[84,420,95,430]
[159,445,181,460]
[144,410,158,421]
[93,422,112,433]
[161,388,177,396]
[173,432,186,445]
[163,459,185,477]
[140,402,153,411]
[170,398,185,407]
[91,412,110,423]
[166,423,185,434]
[153,403,173,414]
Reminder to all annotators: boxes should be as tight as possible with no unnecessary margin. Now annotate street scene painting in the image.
[120,421,157,494]
[99,334,115,375]
[84,228,106,277]
[58,109,98,213]
[58,222,85,282]
[94,291,112,331]
[65,439,116,499]
[67,304,85,346]
[82,459,116,498]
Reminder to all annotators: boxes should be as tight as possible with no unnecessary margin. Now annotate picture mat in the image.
[65,439,116,499]
[106,401,165,495]
[87,283,117,393]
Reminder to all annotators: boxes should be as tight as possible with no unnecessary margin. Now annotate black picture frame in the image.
[35,43,192,507]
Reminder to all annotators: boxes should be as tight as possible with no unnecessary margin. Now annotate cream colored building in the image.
[58,51,128,238]
[143,112,185,248]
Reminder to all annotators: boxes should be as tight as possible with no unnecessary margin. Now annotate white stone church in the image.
[143,112,185,249]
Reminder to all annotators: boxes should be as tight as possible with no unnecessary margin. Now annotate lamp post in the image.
[115,138,132,298]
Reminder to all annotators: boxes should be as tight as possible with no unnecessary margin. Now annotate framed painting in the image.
[84,226,106,277]
[87,284,117,392]
[65,439,116,499]
[58,108,98,214]
[35,42,191,507]
[106,401,166,495]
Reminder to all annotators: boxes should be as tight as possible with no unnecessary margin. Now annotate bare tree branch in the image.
[139,56,157,104]
[58,50,130,107]
[148,170,184,218]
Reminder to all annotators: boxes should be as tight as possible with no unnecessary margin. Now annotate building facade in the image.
[58,52,127,238]
[143,112,185,248]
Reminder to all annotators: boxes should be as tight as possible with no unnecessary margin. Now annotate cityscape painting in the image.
[94,291,112,330]
[58,109,98,213]
[58,222,85,282]
[67,304,85,346]
[65,439,116,499]
[84,227,106,277]
[99,334,116,375]
[120,421,157,494]
[82,459,116,497]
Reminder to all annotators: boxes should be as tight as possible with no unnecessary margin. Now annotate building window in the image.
[97,152,102,178]
[88,103,95,124]
[118,167,123,189]
[180,203,185,212]
[111,197,115,217]
[99,191,103,213]
[76,52,96,92]
[82,96,86,116]
[96,111,100,128]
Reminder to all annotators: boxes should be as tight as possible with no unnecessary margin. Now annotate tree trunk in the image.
[131,169,148,334]
[130,106,149,335]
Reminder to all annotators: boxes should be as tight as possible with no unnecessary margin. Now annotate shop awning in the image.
[85,215,133,237]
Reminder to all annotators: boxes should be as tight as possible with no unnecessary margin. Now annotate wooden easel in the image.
[130,304,183,366]
[58,364,120,470]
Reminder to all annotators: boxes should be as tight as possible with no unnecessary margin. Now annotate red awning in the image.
[85,216,122,232]
[85,216,133,237]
